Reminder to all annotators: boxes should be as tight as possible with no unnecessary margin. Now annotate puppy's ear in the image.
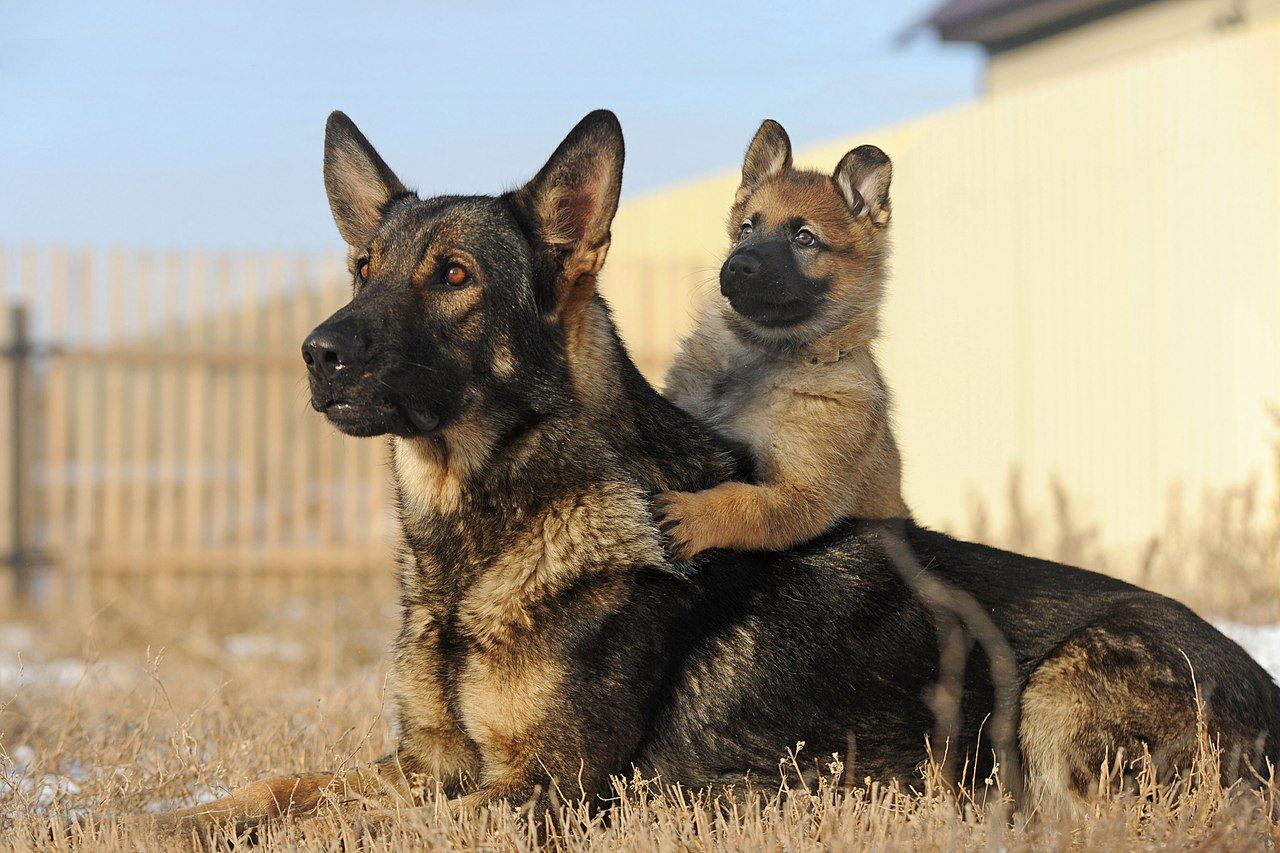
[513,109,624,319]
[833,145,892,226]
[323,111,408,247]
[736,120,792,203]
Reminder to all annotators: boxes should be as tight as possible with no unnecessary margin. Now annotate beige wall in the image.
[600,20,1280,547]
[985,0,1280,92]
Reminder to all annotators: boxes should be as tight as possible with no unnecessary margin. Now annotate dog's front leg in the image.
[656,479,838,560]
[142,753,419,837]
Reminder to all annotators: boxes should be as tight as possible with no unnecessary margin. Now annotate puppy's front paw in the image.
[653,491,710,563]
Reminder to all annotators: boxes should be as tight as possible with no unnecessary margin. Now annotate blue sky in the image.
[2,1,980,252]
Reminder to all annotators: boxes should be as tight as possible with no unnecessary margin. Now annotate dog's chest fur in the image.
[699,355,792,471]
[667,310,879,480]
[387,434,664,786]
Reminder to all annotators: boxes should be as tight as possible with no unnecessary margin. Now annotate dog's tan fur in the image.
[658,122,909,561]
[1019,625,1206,818]
[149,758,419,835]
[382,401,672,812]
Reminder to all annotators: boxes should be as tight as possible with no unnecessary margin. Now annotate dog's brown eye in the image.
[356,258,370,282]
[443,263,470,287]
[738,223,753,241]
[794,229,816,247]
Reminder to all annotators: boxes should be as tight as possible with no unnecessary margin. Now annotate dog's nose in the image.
[725,253,761,279]
[721,251,762,300]
[302,325,365,380]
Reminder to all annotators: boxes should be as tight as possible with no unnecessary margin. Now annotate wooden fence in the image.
[0,247,703,599]
[0,248,393,598]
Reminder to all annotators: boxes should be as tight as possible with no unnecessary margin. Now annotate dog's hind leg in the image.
[1020,624,1200,819]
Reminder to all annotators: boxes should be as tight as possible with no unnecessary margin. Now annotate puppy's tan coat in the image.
[658,121,909,560]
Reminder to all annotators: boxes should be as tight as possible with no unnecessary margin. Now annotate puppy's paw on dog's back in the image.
[653,490,711,563]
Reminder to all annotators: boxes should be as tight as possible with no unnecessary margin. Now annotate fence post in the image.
[6,303,31,599]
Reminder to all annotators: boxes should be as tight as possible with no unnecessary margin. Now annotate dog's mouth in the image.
[315,397,441,438]
[726,294,818,329]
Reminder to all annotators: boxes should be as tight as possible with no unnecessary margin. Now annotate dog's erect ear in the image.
[513,109,624,317]
[323,111,408,247]
[833,145,892,226]
[736,120,792,203]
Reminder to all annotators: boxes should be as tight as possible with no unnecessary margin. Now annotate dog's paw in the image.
[653,491,708,563]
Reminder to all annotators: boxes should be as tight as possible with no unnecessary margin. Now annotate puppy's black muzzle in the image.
[720,242,822,328]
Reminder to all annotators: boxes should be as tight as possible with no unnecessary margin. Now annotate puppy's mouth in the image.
[314,397,441,438]
[726,294,817,329]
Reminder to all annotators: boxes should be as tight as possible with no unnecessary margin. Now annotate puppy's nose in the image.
[302,325,365,380]
[725,253,760,278]
[721,251,762,300]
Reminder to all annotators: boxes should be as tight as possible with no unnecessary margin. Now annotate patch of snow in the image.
[0,657,135,691]
[2,746,221,818]
[224,633,309,663]
[0,623,35,655]
[142,786,222,814]
[1,744,84,809]
[281,598,315,621]
[1214,621,1280,684]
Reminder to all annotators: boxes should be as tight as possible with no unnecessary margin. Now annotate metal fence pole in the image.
[7,303,30,599]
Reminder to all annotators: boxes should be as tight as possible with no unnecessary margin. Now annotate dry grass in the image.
[960,421,1280,623]
[3,582,1277,848]
[2,442,1278,849]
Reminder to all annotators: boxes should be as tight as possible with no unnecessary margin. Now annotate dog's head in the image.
[304,110,623,438]
[720,120,892,348]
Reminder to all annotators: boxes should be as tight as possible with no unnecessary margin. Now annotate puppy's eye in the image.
[442,263,471,287]
[356,258,370,282]
[737,223,753,241]
[794,229,816,247]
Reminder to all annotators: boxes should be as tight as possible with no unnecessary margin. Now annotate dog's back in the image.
[635,519,1280,809]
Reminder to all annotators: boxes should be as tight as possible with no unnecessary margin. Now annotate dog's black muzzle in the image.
[302,313,366,382]
[303,304,441,438]
[720,242,824,328]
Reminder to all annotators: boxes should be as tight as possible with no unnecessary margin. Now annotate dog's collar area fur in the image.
[803,346,855,366]
[720,305,869,368]
[795,328,868,366]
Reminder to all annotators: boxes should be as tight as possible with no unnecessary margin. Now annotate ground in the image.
[2,467,1279,850]
[1,565,1278,851]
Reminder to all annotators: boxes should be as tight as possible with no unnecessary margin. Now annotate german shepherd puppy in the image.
[149,111,1280,835]
[659,120,908,561]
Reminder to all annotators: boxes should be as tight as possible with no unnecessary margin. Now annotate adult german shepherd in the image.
[156,110,1280,833]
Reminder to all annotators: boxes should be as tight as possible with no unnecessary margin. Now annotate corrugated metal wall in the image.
[602,21,1280,546]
